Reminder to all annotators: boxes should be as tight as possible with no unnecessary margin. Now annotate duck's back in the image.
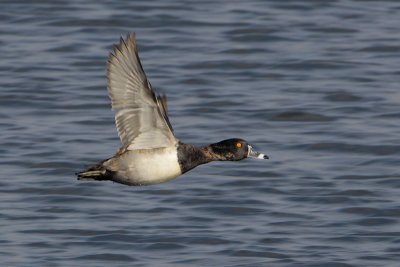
[104,147,182,186]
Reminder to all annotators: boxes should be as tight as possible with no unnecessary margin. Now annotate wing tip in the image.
[126,33,136,45]
[109,32,137,58]
[121,32,137,51]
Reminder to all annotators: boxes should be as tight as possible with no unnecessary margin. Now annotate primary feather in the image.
[107,34,176,150]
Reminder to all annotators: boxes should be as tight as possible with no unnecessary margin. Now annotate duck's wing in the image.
[107,33,176,150]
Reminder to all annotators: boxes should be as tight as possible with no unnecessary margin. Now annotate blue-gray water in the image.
[1,1,400,266]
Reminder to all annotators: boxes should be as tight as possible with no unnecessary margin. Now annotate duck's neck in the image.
[177,142,223,174]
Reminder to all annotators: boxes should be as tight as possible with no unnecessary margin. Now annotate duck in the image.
[77,33,268,186]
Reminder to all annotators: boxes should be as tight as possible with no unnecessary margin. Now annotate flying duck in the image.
[77,33,268,186]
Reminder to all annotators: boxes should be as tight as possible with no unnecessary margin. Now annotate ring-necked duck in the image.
[77,33,268,186]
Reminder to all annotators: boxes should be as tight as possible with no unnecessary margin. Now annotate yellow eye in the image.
[235,142,242,148]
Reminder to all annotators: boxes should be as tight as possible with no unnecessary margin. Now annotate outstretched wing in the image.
[107,33,176,150]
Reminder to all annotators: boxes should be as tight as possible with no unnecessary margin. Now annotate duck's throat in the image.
[177,143,216,174]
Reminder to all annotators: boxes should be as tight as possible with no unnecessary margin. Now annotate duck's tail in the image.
[77,163,112,182]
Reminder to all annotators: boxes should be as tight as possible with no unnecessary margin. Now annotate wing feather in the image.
[107,33,176,150]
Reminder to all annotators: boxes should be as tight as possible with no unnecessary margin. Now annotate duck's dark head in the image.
[208,138,268,161]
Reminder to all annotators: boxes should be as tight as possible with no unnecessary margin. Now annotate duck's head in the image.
[209,138,268,161]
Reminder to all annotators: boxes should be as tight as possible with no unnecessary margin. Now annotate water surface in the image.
[1,0,400,266]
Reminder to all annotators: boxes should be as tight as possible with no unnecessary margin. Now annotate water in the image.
[1,0,400,266]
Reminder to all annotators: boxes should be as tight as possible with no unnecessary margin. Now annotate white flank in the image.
[112,147,182,185]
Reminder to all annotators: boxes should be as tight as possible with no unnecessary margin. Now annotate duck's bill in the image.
[247,145,269,159]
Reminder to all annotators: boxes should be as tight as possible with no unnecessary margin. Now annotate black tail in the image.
[77,163,112,182]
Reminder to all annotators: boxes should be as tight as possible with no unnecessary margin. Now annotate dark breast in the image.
[177,142,210,174]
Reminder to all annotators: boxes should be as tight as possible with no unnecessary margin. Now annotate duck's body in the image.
[77,33,267,186]
[105,146,181,186]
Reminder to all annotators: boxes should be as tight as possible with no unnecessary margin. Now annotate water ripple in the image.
[1,0,400,266]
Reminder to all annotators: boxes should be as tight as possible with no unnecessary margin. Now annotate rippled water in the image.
[1,0,400,266]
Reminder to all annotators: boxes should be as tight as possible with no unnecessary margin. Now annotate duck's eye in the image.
[235,142,242,149]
